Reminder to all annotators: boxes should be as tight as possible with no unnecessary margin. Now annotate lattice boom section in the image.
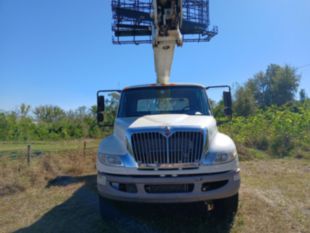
[111,0,218,44]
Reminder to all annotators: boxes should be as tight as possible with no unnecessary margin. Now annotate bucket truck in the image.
[96,0,240,216]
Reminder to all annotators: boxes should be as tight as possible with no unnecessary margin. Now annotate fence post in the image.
[27,145,31,166]
[83,141,87,156]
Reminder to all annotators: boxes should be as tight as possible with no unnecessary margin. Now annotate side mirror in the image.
[223,91,233,117]
[97,112,104,123]
[97,95,105,124]
[97,95,105,112]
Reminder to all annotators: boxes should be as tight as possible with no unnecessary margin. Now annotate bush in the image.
[220,102,310,157]
[0,105,109,141]
[270,134,294,156]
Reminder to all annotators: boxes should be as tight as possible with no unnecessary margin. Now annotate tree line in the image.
[0,64,308,143]
[0,105,106,141]
[212,64,308,117]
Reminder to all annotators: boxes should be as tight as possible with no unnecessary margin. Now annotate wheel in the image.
[98,195,121,219]
[212,193,239,218]
[98,194,107,219]
[98,194,131,220]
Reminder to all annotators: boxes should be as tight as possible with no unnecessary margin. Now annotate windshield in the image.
[118,86,211,117]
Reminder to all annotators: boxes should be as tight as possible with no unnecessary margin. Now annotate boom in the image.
[152,0,182,84]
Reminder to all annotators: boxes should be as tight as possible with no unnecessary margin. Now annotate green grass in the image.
[246,148,270,160]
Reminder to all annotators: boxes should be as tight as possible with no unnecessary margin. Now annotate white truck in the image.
[96,0,240,216]
[96,83,240,215]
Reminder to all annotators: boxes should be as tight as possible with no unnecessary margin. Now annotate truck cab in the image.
[96,83,240,213]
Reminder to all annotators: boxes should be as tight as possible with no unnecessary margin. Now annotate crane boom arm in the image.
[152,0,183,84]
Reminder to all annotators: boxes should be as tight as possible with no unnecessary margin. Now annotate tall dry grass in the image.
[0,149,97,197]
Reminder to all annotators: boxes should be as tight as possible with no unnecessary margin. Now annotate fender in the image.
[98,135,126,155]
[209,132,237,154]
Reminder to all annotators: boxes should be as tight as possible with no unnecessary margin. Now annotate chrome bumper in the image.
[97,170,240,203]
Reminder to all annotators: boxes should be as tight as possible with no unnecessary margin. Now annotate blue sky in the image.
[0,0,309,111]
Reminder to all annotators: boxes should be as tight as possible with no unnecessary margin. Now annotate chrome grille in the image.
[131,131,204,167]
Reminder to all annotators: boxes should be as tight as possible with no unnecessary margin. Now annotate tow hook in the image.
[205,201,214,211]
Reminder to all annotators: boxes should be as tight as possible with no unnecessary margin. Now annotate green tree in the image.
[246,64,300,107]
[233,86,257,116]
[0,113,9,140]
[299,89,307,102]
[104,93,120,125]
[19,103,31,117]
[17,117,36,141]
[211,100,225,118]
[34,105,66,123]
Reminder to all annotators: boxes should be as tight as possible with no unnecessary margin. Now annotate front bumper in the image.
[97,170,240,203]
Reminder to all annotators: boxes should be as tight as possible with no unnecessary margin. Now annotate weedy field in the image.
[0,141,309,233]
[0,140,100,158]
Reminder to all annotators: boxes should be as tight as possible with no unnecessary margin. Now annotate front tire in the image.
[98,195,121,219]
[98,194,107,218]
[212,193,239,217]
[98,194,131,220]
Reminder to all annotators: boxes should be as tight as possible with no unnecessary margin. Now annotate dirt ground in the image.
[0,158,309,233]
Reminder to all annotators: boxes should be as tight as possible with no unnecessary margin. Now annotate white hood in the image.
[114,114,218,142]
[129,114,215,128]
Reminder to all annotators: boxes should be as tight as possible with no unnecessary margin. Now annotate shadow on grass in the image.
[14,175,236,233]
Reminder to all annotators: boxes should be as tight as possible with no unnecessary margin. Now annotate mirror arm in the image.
[206,85,231,92]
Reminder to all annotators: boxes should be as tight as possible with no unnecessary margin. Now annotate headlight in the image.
[203,151,237,165]
[98,152,124,167]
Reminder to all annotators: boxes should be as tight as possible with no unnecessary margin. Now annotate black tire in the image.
[212,193,239,218]
[98,194,107,219]
[98,195,121,219]
[98,195,131,220]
